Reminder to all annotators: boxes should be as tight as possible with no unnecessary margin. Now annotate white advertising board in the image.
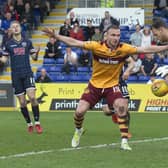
[67,8,144,27]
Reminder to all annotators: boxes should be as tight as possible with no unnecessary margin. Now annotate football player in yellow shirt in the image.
[43,20,168,150]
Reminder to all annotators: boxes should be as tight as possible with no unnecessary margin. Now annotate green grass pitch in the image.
[0,111,168,168]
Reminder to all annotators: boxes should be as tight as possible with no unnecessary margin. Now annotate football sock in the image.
[20,107,31,123]
[118,114,129,139]
[73,113,84,129]
[127,111,130,127]
[32,105,40,122]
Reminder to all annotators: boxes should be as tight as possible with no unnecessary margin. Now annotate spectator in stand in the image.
[22,2,34,36]
[78,49,91,68]
[32,0,41,30]
[139,26,153,59]
[44,36,62,60]
[1,28,12,49]
[130,54,142,75]
[40,0,49,22]
[1,12,13,33]
[140,26,153,48]
[59,18,72,36]
[140,53,158,76]
[69,11,79,27]
[69,20,84,41]
[14,0,25,21]
[153,0,168,18]
[7,4,19,21]
[3,0,14,14]
[91,27,103,42]
[62,47,78,74]
[99,11,119,32]
[129,24,142,47]
[36,68,52,83]
[83,19,95,41]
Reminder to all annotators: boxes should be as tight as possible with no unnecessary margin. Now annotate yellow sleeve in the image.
[83,41,99,51]
[123,43,137,55]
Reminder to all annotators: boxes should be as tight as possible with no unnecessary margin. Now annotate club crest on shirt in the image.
[22,42,27,47]
[116,51,122,55]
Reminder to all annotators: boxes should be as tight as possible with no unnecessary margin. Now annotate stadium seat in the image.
[69,74,82,82]
[70,73,90,82]
[49,66,62,72]
[138,75,150,82]
[120,26,129,31]
[77,66,90,72]
[50,74,70,82]
[127,75,138,82]
[43,58,56,64]
[37,65,50,72]
[120,31,131,39]
[163,58,168,65]
[153,9,162,17]
[56,58,64,64]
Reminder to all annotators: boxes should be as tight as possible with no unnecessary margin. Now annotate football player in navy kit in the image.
[0,21,43,134]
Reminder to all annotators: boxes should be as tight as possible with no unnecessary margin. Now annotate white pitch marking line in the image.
[1,137,168,160]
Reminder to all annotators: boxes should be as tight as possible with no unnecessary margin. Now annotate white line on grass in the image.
[1,137,168,160]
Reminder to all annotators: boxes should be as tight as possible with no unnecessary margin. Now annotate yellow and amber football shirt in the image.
[83,41,137,88]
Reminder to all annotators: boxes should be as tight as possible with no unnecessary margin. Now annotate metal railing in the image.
[66,0,153,8]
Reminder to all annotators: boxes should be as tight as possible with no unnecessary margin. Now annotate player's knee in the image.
[18,98,27,107]
[117,105,127,116]
[114,99,128,117]
[20,100,27,107]
[29,96,37,105]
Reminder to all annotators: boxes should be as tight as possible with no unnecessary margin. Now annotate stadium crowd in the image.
[0,0,57,72]
[38,9,168,83]
[0,0,168,83]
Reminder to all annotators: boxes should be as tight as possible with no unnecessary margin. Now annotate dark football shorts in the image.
[80,82,123,108]
[12,72,36,95]
[102,80,129,105]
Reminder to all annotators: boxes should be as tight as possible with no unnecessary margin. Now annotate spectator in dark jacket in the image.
[83,19,95,41]
[59,18,72,36]
[44,36,62,59]
[36,68,52,83]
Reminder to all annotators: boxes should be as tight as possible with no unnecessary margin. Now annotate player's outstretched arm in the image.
[137,45,168,54]
[42,27,84,48]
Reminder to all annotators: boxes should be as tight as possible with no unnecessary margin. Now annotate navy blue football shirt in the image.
[3,37,36,74]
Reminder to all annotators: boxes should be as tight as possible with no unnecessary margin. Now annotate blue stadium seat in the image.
[50,74,70,82]
[70,73,90,82]
[56,58,64,64]
[121,31,131,39]
[80,74,90,81]
[77,66,90,72]
[127,75,138,82]
[153,9,162,17]
[138,75,150,82]
[49,66,62,72]
[69,74,82,82]
[120,26,129,31]
[42,65,52,72]
[163,58,168,65]
[43,58,56,64]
